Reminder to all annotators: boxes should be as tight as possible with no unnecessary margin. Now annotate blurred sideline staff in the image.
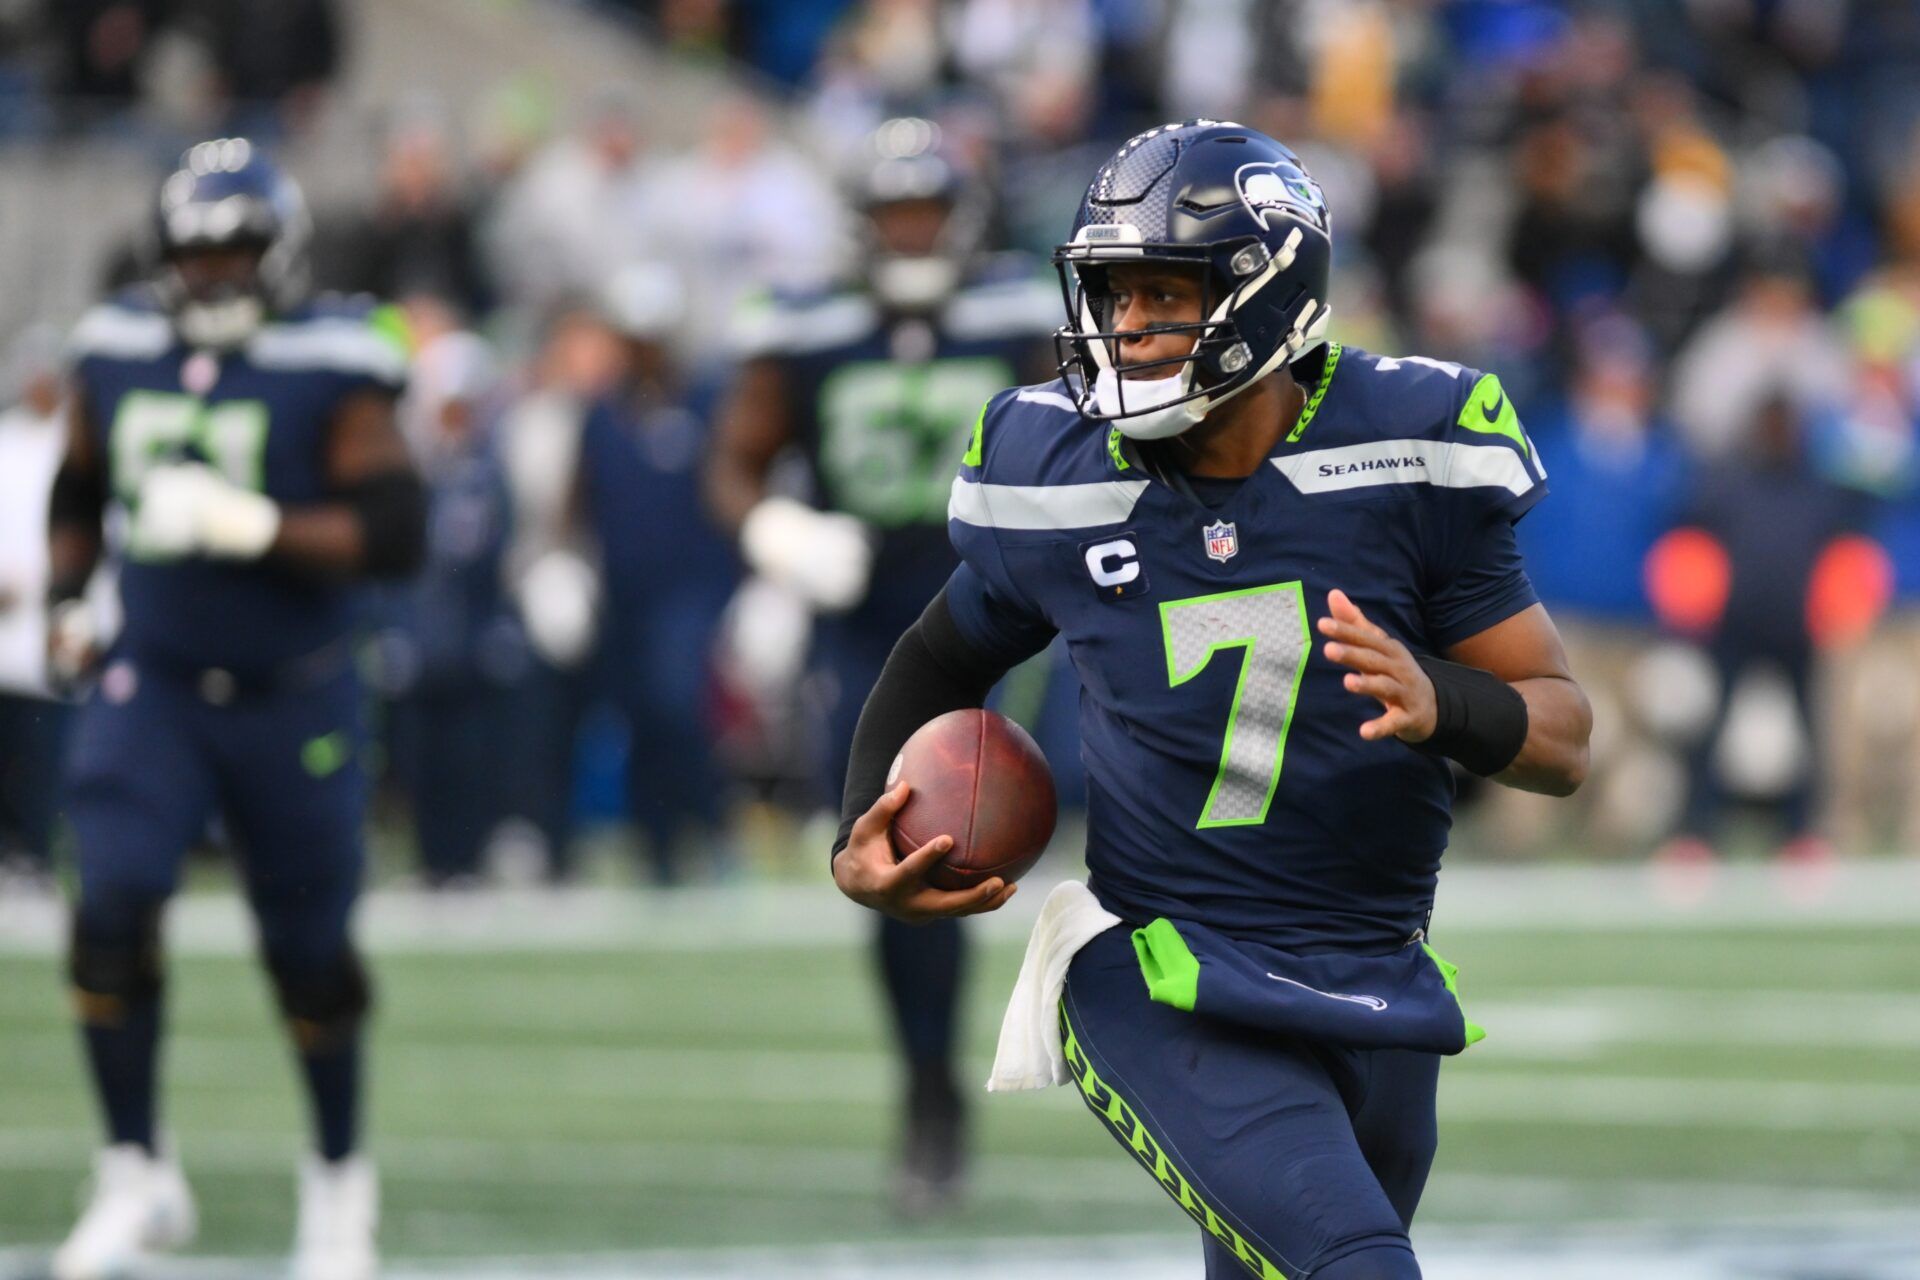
[0,327,70,886]
[491,272,740,883]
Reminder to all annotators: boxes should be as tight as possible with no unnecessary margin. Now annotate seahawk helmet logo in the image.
[1235,161,1329,234]
[1203,519,1239,563]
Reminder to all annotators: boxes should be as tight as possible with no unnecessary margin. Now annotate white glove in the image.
[740,496,874,613]
[518,548,600,668]
[132,463,281,561]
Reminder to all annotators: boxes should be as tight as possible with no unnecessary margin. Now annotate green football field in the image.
[4,862,1920,1277]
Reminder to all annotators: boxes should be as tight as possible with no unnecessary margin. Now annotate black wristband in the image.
[344,470,427,578]
[1410,655,1528,777]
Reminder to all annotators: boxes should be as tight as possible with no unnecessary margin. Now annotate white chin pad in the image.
[177,297,264,349]
[1094,366,1211,440]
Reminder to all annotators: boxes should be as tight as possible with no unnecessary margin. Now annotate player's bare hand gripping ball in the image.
[833,782,1017,924]
[1318,588,1438,744]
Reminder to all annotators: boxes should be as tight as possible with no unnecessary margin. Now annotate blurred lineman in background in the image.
[705,116,1055,1212]
[44,140,423,1280]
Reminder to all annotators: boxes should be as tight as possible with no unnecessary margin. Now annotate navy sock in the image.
[297,1033,362,1162]
[877,914,965,1066]
[80,996,162,1152]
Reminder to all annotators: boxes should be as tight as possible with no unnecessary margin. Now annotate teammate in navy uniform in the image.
[44,139,424,1280]
[706,117,1056,1210]
[829,122,1591,1277]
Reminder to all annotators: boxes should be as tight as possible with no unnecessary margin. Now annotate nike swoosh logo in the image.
[1264,972,1389,1011]
[1480,394,1506,425]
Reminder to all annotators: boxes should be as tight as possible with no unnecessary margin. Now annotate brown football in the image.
[888,708,1058,891]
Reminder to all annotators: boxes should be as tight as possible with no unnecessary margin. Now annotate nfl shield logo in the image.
[1203,519,1239,563]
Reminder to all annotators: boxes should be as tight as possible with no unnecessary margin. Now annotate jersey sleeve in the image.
[1420,369,1547,648]
[1422,507,1541,649]
[945,390,1059,666]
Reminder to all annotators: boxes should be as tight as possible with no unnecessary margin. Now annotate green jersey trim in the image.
[1284,340,1342,443]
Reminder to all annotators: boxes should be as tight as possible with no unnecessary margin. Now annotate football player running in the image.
[706,117,1056,1212]
[46,140,424,1280]
[831,121,1590,1278]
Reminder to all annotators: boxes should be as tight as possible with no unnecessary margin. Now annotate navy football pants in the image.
[65,659,366,979]
[1063,927,1436,1279]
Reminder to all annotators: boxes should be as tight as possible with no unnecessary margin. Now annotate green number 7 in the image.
[1160,582,1311,828]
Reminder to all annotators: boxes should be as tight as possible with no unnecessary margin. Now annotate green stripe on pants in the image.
[1059,998,1288,1280]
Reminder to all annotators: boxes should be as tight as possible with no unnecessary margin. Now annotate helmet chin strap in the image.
[1099,293,1326,442]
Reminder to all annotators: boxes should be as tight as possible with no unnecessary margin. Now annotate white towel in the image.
[986,879,1123,1093]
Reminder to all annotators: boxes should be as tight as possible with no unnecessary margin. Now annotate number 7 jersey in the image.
[945,344,1547,952]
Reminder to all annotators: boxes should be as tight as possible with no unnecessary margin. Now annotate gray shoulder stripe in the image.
[69,307,171,361]
[1272,438,1536,496]
[248,322,408,382]
[942,282,1059,340]
[729,295,878,359]
[1014,388,1078,414]
[948,475,1147,530]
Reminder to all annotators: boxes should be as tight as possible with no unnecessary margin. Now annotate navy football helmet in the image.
[1053,120,1332,438]
[849,117,985,313]
[154,138,311,348]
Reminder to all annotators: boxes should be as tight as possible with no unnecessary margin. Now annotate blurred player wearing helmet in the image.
[705,117,1056,1213]
[829,121,1591,1276]
[46,139,425,1280]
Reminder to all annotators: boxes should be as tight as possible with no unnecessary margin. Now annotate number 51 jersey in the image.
[69,290,408,678]
[946,344,1548,954]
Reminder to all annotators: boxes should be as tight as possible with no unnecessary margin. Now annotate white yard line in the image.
[0,1126,1911,1214]
[11,1219,1920,1280]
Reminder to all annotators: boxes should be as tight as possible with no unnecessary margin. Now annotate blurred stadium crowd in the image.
[4,0,1920,889]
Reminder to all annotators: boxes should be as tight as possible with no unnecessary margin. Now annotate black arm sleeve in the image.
[831,586,1022,860]
[47,456,108,603]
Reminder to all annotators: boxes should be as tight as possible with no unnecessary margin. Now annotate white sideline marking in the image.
[4,860,1920,957]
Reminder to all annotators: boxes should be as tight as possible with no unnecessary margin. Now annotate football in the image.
[887,708,1058,891]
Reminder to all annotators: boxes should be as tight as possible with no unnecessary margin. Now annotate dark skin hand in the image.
[1318,589,1592,797]
[832,780,1018,924]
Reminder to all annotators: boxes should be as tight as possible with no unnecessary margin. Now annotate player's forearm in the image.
[703,451,767,534]
[48,526,101,602]
[48,455,107,600]
[1491,675,1591,797]
[272,472,426,579]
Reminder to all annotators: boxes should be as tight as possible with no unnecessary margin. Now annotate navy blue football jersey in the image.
[946,343,1547,952]
[735,270,1055,632]
[68,290,408,676]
